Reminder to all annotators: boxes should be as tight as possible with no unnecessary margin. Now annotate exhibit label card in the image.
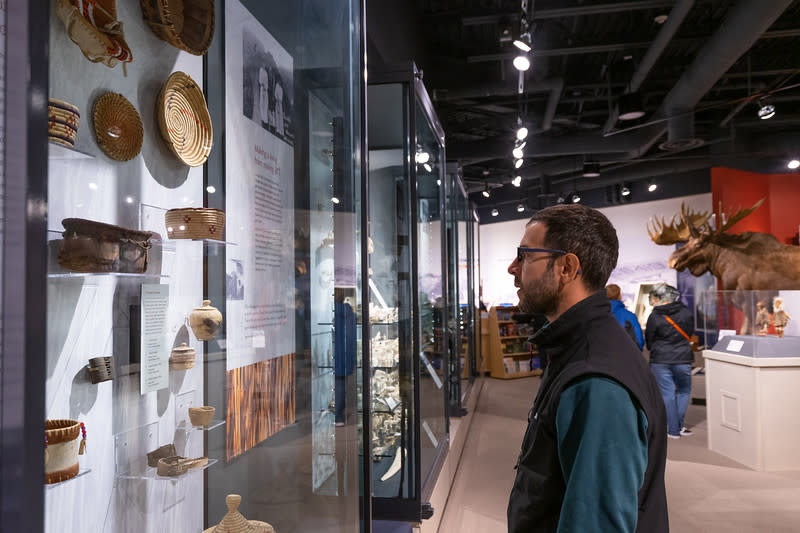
[141,284,169,394]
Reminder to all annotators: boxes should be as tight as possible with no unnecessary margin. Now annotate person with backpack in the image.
[606,284,644,350]
[646,283,695,439]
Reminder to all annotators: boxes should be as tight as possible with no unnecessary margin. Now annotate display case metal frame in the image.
[368,62,450,523]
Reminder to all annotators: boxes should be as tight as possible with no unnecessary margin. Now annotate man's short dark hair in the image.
[527,204,619,291]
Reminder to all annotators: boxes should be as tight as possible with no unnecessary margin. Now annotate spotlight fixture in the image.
[513,55,530,72]
[437,179,441,185]
[556,196,565,204]
[423,162,432,172]
[621,186,631,196]
[514,158,524,169]
[582,162,601,178]
[516,203,525,212]
[788,159,800,170]
[332,196,340,204]
[482,184,491,198]
[516,125,529,141]
[757,99,775,120]
[571,193,581,203]
[513,32,531,52]
[414,145,430,163]
[618,92,645,121]
[491,208,499,217]
[512,146,524,159]
[512,176,522,187]
[648,181,658,192]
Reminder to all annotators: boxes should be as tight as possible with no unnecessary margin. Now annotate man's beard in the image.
[518,265,560,316]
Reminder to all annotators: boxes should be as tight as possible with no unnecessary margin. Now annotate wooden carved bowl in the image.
[93,92,143,161]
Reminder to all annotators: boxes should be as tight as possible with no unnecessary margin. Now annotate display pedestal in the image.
[704,338,800,471]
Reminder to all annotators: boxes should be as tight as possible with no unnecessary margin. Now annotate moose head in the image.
[647,199,765,279]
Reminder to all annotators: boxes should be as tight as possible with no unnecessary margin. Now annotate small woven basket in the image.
[141,0,215,56]
[93,93,143,162]
[157,72,213,167]
[44,419,82,484]
[165,208,225,240]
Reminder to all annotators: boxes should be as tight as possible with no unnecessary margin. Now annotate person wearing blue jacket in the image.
[606,284,644,349]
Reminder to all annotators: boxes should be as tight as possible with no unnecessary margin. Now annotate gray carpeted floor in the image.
[438,376,800,533]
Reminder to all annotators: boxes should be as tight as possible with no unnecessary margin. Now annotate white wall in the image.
[479,193,712,309]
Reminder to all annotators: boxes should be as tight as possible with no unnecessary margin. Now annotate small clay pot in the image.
[188,406,215,427]
[169,343,196,370]
[189,300,222,341]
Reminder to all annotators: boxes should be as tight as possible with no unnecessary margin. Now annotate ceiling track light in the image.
[571,193,581,203]
[757,98,775,120]
[618,91,645,121]
[514,158,524,169]
[491,208,499,217]
[513,54,530,72]
[581,162,600,178]
[516,203,525,212]
[788,159,800,170]
[512,175,522,187]
[621,185,631,196]
[512,146,524,159]
[482,184,491,198]
[648,180,658,192]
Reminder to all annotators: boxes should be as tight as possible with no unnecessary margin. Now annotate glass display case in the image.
[698,290,800,357]
[5,1,371,532]
[367,63,449,522]
[445,164,479,416]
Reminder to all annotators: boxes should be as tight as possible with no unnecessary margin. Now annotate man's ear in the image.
[560,253,582,279]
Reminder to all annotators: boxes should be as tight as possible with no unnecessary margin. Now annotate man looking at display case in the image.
[506,204,669,533]
[606,283,645,350]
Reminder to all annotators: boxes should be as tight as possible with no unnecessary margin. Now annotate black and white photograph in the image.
[226,258,245,300]
[242,27,294,146]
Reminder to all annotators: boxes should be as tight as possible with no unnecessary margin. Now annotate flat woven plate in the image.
[93,93,143,161]
[157,71,213,167]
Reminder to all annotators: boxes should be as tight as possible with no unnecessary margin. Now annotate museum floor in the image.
[438,376,800,533]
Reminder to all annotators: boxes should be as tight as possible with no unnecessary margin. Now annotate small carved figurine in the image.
[755,301,770,336]
[772,297,792,338]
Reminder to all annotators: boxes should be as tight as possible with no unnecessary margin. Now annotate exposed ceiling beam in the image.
[466,29,800,63]
[461,1,675,26]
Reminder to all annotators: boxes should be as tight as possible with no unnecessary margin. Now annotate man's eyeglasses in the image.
[516,247,568,263]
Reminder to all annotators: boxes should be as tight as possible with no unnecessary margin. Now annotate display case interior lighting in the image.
[512,175,522,187]
[787,159,800,170]
[331,196,340,204]
[206,185,216,194]
[648,181,658,192]
[423,162,432,172]
[516,203,525,212]
[491,208,499,217]
[513,54,530,72]
[414,145,430,164]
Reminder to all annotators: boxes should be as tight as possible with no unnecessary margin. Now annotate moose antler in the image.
[647,204,711,244]
[717,198,765,234]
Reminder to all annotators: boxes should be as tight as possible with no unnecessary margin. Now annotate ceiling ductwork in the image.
[659,111,704,152]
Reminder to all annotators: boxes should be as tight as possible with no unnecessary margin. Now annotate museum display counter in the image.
[704,334,800,471]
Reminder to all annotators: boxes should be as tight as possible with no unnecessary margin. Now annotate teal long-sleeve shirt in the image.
[555,376,649,533]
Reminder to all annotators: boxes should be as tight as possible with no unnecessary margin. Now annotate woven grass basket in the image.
[165,207,225,240]
[141,0,215,56]
[157,71,213,167]
[93,93,143,161]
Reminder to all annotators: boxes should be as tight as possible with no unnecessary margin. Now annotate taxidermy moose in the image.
[648,199,800,334]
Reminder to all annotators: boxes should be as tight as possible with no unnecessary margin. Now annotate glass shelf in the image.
[46,468,92,489]
[48,141,95,160]
[177,419,226,432]
[48,272,169,279]
[117,458,218,481]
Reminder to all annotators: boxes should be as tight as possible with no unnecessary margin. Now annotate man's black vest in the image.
[507,292,669,533]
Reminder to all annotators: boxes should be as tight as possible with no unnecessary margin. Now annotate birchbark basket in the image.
[140,0,215,56]
[44,419,82,484]
[203,494,276,533]
[157,455,208,476]
[147,443,177,468]
[188,406,215,427]
[58,218,156,273]
[165,208,225,240]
